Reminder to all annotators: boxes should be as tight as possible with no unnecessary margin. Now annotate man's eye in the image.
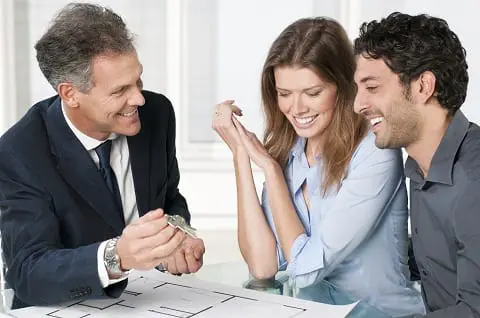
[113,88,127,95]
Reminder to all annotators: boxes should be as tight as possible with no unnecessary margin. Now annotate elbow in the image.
[9,274,52,307]
[240,249,278,279]
[8,263,64,307]
[248,264,278,280]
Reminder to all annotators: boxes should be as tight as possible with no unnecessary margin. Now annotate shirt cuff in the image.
[287,234,325,275]
[97,240,129,288]
[286,234,325,288]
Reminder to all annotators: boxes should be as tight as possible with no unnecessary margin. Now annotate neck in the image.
[64,106,110,141]
[406,109,452,176]
[305,134,326,165]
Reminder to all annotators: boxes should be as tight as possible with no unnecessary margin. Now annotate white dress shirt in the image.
[61,104,139,287]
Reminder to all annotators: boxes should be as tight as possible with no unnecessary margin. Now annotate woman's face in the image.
[274,66,337,145]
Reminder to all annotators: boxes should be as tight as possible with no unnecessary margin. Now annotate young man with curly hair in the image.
[354,12,480,318]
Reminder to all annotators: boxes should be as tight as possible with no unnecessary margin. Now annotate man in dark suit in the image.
[0,3,205,308]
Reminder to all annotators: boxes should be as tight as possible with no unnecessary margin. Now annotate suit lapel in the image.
[127,109,151,217]
[45,98,125,233]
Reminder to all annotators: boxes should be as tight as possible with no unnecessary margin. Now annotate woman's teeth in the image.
[295,115,317,125]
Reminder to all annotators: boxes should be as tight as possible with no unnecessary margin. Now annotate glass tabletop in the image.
[193,261,391,318]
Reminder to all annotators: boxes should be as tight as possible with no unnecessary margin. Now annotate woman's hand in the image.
[232,117,278,171]
[212,100,245,155]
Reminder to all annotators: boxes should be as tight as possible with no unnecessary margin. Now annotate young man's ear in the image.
[414,71,437,104]
[57,82,79,108]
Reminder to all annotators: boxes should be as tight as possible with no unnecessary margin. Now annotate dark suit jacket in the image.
[0,90,190,308]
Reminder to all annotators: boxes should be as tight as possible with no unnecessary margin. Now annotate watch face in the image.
[106,258,117,267]
[105,240,122,274]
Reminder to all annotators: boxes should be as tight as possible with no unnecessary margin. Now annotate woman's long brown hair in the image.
[261,17,368,194]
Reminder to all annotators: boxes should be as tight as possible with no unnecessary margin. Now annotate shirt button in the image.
[414,228,418,234]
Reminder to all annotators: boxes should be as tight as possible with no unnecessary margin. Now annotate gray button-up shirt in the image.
[405,110,480,317]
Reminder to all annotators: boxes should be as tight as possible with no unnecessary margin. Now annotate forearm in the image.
[234,150,277,278]
[7,242,126,306]
[263,162,304,262]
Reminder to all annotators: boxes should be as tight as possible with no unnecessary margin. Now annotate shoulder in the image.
[141,90,174,115]
[138,90,176,128]
[0,97,53,156]
[349,132,403,171]
[457,123,480,182]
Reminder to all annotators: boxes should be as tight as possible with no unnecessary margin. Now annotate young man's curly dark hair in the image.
[354,12,468,116]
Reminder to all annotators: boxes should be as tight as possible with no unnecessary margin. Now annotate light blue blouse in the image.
[261,133,425,317]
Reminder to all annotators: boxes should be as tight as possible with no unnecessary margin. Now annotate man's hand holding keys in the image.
[116,208,186,271]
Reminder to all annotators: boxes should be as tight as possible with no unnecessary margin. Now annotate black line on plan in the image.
[153,282,168,289]
[77,300,122,310]
[282,304,307,311]
[117,302,136,308]
[47,310,90,318]
[164,282,194,289]
[159,306,194,314]
[148,309,184,317]
[189,305,213,317]
[220,295,235,303]
[213,290,259,301]
[123,290,141,296]
[46,301,85,317]
[212,290,257,301]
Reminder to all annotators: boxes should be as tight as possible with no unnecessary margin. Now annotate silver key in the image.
[166,214,197,238]
[180,224,198,239]
[175,216,198,239]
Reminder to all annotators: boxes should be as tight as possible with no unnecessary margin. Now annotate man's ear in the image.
[414,71,437,104]
[57,82,79,108]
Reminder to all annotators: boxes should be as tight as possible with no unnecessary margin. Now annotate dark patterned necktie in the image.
[95,140,123,212]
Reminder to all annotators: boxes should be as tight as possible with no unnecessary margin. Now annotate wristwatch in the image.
[104,236,127,278]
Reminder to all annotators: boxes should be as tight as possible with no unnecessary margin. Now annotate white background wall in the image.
[0,0,478,230]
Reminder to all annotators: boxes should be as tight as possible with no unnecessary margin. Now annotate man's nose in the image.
[353,92,368,114]
[129,89,145,107]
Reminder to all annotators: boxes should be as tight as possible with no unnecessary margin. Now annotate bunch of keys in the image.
[166,214,197,238]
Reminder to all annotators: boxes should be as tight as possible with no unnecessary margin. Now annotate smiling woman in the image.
[259,18,369,193]
[212,17,425,317]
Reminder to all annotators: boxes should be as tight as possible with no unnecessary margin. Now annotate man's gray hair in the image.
[35,2,136,92]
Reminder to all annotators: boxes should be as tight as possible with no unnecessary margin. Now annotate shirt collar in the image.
[405,110,469,186]
[288,137,322,193]
[289,137,307,163]
[61,101,118,152]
